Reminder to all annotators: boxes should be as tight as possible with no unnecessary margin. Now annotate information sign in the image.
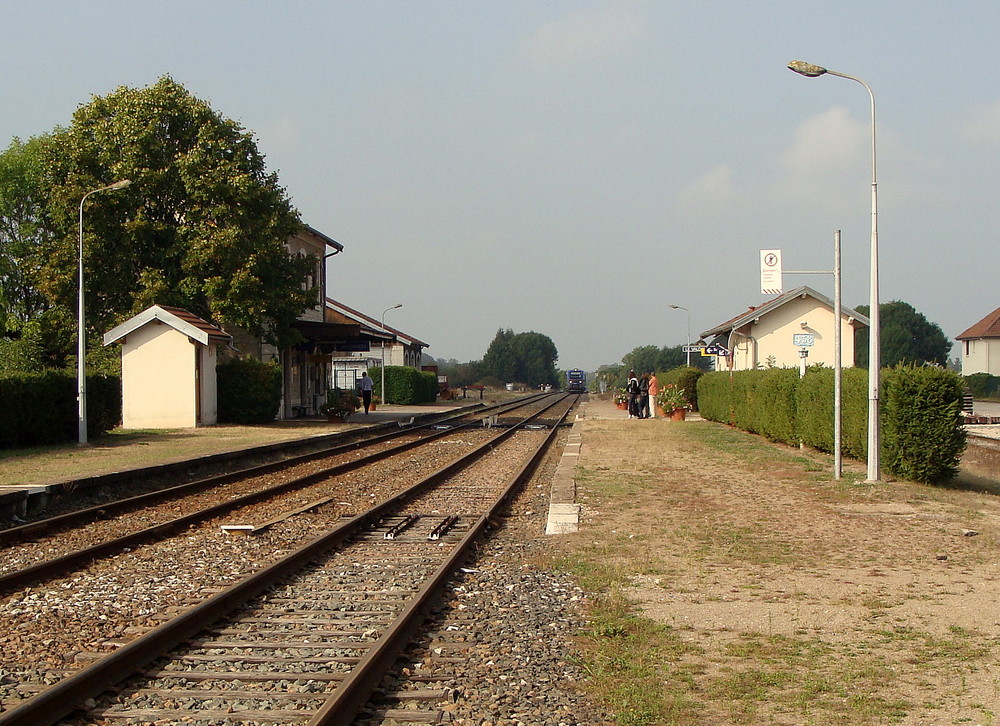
[792,333,815,347]
[701,344,729,356]
[760,249,782,295]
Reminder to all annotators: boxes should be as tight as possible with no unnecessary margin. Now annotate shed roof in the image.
[700,286,869,339]
[103,305,232,347]
[956,307,1000,340]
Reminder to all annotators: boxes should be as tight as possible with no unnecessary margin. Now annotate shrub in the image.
[964,372,1000,399]
[882,365,966,483]
[660,366,704,409]
[0,370,120,448]
[320,388,359,419]
[216,358,282,424]
[698,365,966,484]
[371,367,438,405]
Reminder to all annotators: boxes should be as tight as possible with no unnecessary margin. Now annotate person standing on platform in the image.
[639,372,651,418]
[626,370,641,419]
[647,371,659,418]
[359,371,375,414]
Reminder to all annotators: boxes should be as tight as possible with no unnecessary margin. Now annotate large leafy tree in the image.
[481,328,559,387]
[855,301,952,368]
[5,76,313,369]
[0,137,51,336]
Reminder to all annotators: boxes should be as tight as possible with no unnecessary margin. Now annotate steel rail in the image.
[0,393,550,544]
[0,394,559,595]
[310,395,574,724]
[0,393,575,726]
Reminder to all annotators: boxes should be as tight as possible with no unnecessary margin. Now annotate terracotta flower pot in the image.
[616,401,628,410]
[327,415,345,423]
[669,408,686,422]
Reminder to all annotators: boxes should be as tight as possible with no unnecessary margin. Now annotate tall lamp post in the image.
[668,304,691,366]
[78,179,131,444]
[380,303,402,406]
[787,59,880,483]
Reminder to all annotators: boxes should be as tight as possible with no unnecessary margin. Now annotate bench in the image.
[462,385,485,399]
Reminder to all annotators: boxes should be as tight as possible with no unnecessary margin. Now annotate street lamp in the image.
[787,59,881,483]
[380,303,402,405]
[78,179,131,444]
[669,304,691,366]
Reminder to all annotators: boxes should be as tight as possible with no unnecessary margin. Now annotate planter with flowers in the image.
[320,388,360,423]
[656,385,688,421]
[613,388,629,410]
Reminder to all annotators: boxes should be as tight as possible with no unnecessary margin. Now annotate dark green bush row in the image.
[697,365,966,483]
[0,371,121,448]
[370,367,438,405]
[217,358,282,424]
[964,372,1000,399]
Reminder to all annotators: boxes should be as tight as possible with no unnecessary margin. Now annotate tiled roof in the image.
[103,305,232,346]
[154,306,231,342]
[700,286,869,338]
[956,307,1000,340]
[325,298,428,348]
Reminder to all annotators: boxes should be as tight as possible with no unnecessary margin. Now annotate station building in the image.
[700,286,869,371]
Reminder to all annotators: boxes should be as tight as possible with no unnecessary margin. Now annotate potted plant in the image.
[320,388,359,423]
[613,388,629,410]
[656,385,688,421]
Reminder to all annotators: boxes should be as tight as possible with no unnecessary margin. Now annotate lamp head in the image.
[109,179,132,190]
[787,60,828,78]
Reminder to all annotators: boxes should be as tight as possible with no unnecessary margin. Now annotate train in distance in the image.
[566,368,586,393]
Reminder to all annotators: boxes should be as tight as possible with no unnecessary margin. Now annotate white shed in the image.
[103,305,232,428]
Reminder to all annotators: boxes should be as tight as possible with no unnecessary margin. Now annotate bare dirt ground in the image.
[558,397,1000,724]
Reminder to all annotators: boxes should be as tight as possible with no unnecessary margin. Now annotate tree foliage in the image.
[480,328,559,387]
[0,76,314,372]
[854,300,951,368]
[621,344,709,380]
[0,137,51,337]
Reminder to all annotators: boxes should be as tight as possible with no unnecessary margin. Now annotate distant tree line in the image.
[424,328,560,389]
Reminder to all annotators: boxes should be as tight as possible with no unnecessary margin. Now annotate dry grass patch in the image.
[549,409,1000,725]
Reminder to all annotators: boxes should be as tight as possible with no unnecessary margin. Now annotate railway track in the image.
[0,394,557,595]
[0,393,577,725]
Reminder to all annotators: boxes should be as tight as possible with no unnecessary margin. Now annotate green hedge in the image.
[0,370,121,448]
[216,358,282,424]
[370,367,438,405]
[964,372,1000,399]
[697,365,966,484]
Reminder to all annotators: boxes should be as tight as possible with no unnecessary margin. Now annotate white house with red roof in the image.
[699,286,869,371]
[956,307,1000,375]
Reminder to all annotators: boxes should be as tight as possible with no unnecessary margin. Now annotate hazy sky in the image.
[4,1,998,370]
